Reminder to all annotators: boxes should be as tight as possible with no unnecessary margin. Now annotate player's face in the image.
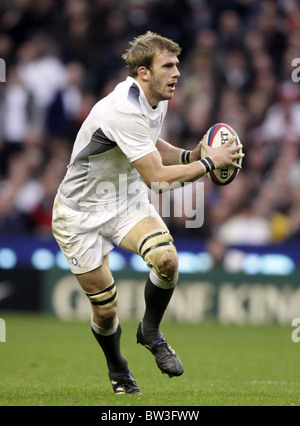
[148,50,180,106]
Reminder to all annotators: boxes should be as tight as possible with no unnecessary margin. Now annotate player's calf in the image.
[86,282,130,382]
[136,229,183,376]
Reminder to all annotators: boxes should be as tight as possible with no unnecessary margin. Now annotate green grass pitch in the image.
[1,313,299,406]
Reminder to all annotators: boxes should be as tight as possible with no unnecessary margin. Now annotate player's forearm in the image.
[150,162,206,192]
[156,138,183,165]
[156,138,198,166]
[134,151,207,192]
[156,138,201,166]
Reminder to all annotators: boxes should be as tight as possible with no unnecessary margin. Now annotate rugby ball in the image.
[201,123,242,185]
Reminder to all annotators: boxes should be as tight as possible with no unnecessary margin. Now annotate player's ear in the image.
[138,66,150,81]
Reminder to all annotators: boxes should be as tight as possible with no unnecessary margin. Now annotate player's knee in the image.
[93,303,117,330]
[138,229,178,282]
[84,281,118,329]
[156,249,178,281]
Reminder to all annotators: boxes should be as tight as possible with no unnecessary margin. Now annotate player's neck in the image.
[134,77,159,109]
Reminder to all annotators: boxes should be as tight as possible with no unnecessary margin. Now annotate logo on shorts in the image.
[71,257,79,266]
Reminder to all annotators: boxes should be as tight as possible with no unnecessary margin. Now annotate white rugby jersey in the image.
[58,76,168,214]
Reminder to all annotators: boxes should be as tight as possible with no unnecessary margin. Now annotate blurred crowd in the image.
[0,0,300,252]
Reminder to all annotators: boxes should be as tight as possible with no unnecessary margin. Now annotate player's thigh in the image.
[75,253,113,293]
[119,215,168,254]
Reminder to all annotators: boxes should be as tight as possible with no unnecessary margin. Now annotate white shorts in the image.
[52,191,159,274]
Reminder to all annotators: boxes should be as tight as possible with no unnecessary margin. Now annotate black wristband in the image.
[180,150,192,164]
[199,156,216,173]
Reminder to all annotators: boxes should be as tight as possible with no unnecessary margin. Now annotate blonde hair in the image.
[122,31,181,77]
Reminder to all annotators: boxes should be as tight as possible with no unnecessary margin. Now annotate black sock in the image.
[91,321,129,375]
[141,275,175,343]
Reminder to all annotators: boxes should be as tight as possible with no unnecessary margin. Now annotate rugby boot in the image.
[108,371,142,395]
[136,322,184,378]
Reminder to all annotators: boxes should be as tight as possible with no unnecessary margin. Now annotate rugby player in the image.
[52,32,243,394]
